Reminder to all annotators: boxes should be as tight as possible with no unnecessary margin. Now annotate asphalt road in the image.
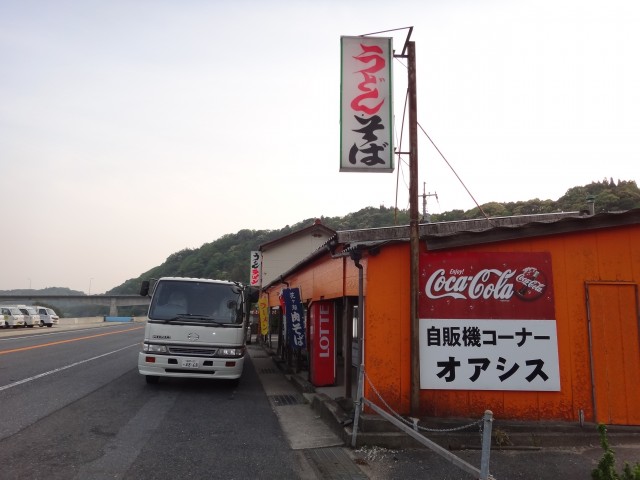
[3,324,639,480]
[0,324,313,479]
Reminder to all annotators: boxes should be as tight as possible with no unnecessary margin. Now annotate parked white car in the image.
[17,305,40,328]
[35,306,59,327]
[1,306,26,328]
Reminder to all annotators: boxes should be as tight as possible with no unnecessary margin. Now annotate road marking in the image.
[0,326,143,355]
[0,324,127,342]
[0,343,140,392]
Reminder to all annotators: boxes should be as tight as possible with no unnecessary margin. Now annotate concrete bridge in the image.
[0,295,150,316]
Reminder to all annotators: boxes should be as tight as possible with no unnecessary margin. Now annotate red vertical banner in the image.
[309,301,336,386]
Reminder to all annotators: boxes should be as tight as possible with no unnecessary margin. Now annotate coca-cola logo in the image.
[425,268,516,300]
[514,267,547,301]
[424,266,547,302]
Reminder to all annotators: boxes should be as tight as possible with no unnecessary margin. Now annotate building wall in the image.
[364,244,412,414]
[264,254,365,306]
[261,233,333,287]
[365,225,640,423]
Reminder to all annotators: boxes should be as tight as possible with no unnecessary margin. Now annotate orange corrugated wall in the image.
[265,255,364,307]
[365,225,640,422]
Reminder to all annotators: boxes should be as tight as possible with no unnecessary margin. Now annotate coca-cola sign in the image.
[419,252,560,391]
[420,252,555,320]
[514,267,547,301]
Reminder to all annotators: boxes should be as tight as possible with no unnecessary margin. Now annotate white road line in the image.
[0,343,139,392]
[0,324,125,342]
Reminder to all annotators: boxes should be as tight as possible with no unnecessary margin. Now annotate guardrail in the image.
[56,317,145,325]
[351,366,496,480]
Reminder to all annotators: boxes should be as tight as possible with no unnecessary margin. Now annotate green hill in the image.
[108,178,640,295]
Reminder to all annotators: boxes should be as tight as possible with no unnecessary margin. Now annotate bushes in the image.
[592,424,640,480]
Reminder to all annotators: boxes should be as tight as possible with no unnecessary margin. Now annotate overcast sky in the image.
[1,0,638,294]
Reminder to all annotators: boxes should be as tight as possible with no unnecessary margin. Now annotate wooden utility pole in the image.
[421,183,438,222]
[407,41,420,416]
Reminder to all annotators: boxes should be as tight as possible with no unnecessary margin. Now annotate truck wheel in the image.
[145,375,159,384]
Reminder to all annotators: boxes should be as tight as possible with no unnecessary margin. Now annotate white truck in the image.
[1,306,25,328]
[138,277,251,384]
[35,306,60,327]
[17,305,40,327]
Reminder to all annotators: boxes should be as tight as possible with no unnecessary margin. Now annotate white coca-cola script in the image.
[516,268,545,294]
[425,268,517,300]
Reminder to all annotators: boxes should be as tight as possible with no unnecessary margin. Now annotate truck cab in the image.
[1,306,25,328]
[138,277,249,384]
[35,306,59,327]
[17,305,40,328]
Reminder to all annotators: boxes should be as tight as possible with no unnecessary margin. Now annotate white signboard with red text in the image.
[419,252,560,391]
[340,36,394,172]
[249,251,262,287]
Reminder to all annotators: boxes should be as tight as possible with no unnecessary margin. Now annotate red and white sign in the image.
[340,36,394,172]
[420,251,556,320]
[419,252,560,391]
[309,301,336,386]
[249,251,262,287]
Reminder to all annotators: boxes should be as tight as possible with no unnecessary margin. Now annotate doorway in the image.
[586,282,640,425]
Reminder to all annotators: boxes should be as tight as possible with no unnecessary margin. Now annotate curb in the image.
[267,352,640,450]
[260,342,640,451]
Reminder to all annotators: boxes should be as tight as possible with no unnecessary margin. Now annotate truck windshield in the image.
[148,280,243,325]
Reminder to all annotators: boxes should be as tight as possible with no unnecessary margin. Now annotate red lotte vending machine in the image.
[308,301,336,387]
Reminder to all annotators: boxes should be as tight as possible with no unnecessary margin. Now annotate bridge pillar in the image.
[109,298,118,316]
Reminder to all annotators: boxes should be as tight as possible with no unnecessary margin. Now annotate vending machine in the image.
[308,301,336,386]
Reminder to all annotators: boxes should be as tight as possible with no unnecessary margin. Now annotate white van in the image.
[34,306,59,327]
[1,306,26,328]
[138,277,250,384]
[17,305,41,328]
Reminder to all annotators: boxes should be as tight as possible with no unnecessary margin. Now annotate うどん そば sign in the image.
[340,35,394,172]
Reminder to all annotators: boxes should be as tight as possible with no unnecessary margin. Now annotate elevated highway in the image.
[0,295,150,316]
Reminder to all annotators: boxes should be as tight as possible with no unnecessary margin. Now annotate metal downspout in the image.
[350,251,365,447]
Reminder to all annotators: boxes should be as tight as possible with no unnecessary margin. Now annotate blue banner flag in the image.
[283,288,306,349]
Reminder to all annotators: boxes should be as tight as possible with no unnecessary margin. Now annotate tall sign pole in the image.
[341,28,419,415]
[407,41,420,416]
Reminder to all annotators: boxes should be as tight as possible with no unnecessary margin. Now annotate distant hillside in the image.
[0,287,97,318]
[108,179,640,294]
[0,286,84,296]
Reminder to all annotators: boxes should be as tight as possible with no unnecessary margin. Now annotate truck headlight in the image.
[143,343,168,353]
[217,347,245,358]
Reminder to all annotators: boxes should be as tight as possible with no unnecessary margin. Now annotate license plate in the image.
[182,359,199,368]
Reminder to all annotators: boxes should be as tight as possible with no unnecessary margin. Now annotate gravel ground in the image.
[350,444,640,479]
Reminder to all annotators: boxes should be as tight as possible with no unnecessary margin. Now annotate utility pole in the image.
[420,183,438,222]
[407,41,420,416]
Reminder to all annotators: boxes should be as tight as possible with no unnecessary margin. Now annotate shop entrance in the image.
[586,282,640,425]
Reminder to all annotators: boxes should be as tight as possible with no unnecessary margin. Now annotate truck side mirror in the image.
[140,280,150,297]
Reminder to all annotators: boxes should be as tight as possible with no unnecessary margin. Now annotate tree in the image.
[107,179,640,294]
